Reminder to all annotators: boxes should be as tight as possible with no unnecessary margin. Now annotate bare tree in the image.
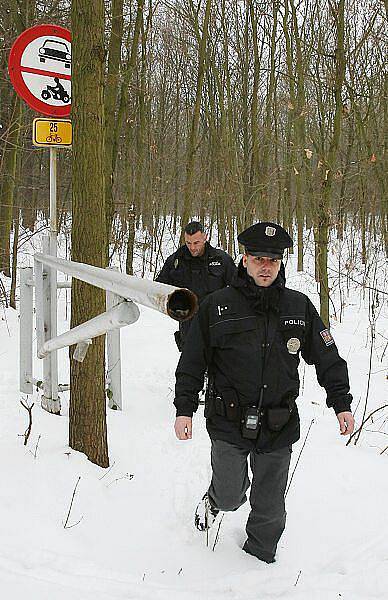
[70,0,108,467]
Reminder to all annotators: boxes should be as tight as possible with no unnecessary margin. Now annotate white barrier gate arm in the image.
[37,300,140,358]
[24,252,198,414]
[34,253,197,320]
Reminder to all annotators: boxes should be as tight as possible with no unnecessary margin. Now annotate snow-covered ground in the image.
[0,230,387,599]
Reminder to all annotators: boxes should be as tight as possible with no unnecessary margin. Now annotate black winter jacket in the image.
[156,243,237,342]
[174,266,352,451]
[155,242,236,302]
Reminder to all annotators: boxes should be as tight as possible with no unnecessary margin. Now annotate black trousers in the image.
[207,438,291,562]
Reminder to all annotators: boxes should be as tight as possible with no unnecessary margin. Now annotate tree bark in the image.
[0,95,22,276]
[317,0,346,326]
[70,0,109,468]
[104,0,124,260]
[180,0,212,240]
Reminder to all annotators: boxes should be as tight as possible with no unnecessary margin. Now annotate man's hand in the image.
[175,416,192,440]
[337,411,354,436]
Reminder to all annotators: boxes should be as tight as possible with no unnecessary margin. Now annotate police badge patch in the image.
[320,329,335,346]
[265,226,276,236]
[287,337,300,354]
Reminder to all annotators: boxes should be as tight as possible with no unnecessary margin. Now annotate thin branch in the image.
[63,476,82,529]
[294,570,302,586]
[212,513,225,551]
[285,419,315,497]
[29,434,41,459]
[346,405,388,446]
[106,473,134,487]
[98,460,116,480]
[20,400,34,446]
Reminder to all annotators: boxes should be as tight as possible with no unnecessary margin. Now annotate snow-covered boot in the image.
[195,493,219,531]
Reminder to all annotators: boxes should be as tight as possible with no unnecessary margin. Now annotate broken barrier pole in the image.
[37,300,140,358]
[33,253,198,321]
[29,253,198,414]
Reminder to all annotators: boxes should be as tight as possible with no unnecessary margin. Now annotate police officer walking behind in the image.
[156,221,236,350]
[174,222,354,564]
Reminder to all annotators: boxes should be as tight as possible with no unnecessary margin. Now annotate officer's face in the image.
[185,231,207,257]
[243,254,281,287]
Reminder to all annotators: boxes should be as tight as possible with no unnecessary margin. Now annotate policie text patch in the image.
[320,329,335,346]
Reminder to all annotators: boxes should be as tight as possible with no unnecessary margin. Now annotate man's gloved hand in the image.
[175,416,192,440]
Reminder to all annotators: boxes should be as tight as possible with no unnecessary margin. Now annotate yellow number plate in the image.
[33,118,72,147]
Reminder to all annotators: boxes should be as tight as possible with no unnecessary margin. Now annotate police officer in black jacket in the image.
[174,221,354,564]
[156,221,237,350]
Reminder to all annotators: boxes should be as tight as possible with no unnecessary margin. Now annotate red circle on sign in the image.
[8,24,71,117]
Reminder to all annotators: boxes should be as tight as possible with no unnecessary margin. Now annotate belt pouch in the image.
[266,407,291,432]
[222,389,239,421]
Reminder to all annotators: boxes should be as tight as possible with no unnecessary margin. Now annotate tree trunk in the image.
[317,0,346,326]
[9,208,20,309]
[0,95,22,276]
[125,206,136,275]
[180,0,212,240]
[70,0,109,468]
[104,0,124,261]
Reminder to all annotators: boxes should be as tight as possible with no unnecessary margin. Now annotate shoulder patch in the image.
[320,329,335,346]
[174,258,179,269]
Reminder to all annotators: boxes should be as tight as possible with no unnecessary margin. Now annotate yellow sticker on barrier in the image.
[33,118,72,147]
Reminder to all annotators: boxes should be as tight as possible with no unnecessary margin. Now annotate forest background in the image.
[1,0,386,302]
[0,1,386,466]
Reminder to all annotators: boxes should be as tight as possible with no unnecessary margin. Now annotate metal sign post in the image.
[47,147,59,412]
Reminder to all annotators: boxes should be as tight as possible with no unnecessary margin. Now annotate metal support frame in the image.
[20,250,197,415]
[35,237,60,414]
[19,267,33,394]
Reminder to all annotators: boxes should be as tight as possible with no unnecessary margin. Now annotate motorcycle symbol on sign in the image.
[41,77,70,104]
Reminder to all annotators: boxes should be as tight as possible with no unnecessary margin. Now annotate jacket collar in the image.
[232,258,285,314]
[178,241,215,261]
[232,258,286,289]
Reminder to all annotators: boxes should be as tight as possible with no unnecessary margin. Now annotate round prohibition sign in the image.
[8,24,71,117]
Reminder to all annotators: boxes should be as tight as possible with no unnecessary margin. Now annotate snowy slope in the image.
[0,239,387,599]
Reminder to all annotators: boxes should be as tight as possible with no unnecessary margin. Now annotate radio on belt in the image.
[242,406,260,439]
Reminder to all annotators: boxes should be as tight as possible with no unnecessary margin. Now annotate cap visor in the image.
[246,250,283,259]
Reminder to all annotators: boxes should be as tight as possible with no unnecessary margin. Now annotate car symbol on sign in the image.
[38,40,71,68]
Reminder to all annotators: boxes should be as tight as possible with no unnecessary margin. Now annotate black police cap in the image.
[237,222,293,259]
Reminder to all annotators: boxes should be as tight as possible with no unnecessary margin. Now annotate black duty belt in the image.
[213,392,296,432]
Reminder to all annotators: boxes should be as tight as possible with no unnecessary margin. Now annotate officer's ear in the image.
[242,254,248,268]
